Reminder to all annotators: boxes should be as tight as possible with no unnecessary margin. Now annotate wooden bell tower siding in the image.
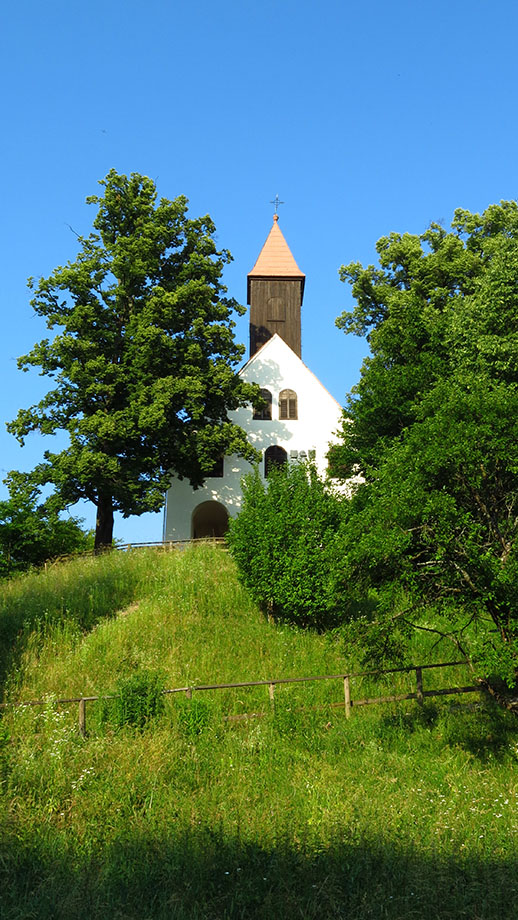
[247,214,306,358]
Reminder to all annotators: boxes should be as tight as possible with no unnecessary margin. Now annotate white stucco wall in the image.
[163,335,343,541]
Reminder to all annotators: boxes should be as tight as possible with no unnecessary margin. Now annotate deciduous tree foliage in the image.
[0,473,91,577]
[228,463,345,630]
[331,202,518,705]
[8,171,258,549]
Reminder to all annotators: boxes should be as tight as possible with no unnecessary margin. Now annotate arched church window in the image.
[253,388,272,420]
[264,445,288,478]
[279,389,298,420]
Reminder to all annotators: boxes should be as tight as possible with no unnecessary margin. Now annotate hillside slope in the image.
[2,544,349,703]
[1,545,517,920]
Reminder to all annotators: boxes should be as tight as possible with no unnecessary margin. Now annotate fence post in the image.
[268,682,275,707]
[343,676,351,719]
[415,667,424,705]
[78,698,87,737]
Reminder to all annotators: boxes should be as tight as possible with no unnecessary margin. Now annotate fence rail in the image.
[116,537,227,551]
[43,537,227,569]
[0,660,481,737]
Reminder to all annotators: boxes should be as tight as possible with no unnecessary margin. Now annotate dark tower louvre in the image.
[247,215,305,358]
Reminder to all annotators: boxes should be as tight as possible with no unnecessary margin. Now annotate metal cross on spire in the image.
[270,194,285,217]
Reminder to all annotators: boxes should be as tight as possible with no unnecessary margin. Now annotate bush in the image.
[99,669,166,732]
[227,463,345,630]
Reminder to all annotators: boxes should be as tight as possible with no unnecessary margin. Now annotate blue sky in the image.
[1,0,517,542]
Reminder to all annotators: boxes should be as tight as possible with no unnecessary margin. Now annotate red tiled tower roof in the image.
[247,215,305,302]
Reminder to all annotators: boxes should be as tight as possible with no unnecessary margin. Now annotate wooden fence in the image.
[116,537,227,551]
[43,537,227,569]
[0,660,481,737]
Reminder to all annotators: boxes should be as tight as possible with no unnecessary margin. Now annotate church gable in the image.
[228,333,342,477]
[238,333,341,424]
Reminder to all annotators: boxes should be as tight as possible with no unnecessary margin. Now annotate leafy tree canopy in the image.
[8,171,259,548]
[0,472,91,577]
[331,202,518,706]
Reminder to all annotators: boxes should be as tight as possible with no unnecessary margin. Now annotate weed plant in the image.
[98,668,166,732]
[1,545,517,919]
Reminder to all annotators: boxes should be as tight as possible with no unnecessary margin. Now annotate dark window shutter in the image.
[279,389,297,420]
[253,388,272,420]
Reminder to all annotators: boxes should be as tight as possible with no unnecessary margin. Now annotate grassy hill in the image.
[1,545,517,919]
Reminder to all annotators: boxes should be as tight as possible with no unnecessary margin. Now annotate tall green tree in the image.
[332,202,518,706]
[8,171,258,549]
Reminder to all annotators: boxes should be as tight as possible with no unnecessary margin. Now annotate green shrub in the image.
[99,669,166,732]
[227,463,345,630]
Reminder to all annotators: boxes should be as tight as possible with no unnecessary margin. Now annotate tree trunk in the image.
[95,494,114,551]
[478,677,518,717]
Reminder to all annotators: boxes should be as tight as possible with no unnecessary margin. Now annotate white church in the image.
[163,215,343,541]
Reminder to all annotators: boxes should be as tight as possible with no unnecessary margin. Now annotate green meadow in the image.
[1,545,517,919]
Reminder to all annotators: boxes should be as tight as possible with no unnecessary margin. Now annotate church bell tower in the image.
[247,215,306,358]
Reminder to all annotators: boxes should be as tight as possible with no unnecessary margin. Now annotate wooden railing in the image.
[115,537,227,551]
[0,660,481,737]
[42,537,227,570]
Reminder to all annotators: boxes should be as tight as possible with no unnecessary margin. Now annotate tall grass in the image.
[0,549,159,699]
[1,545,517,919]
[4,544,351,704]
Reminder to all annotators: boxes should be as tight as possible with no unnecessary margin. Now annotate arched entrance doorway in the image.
[191,501,229,539]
